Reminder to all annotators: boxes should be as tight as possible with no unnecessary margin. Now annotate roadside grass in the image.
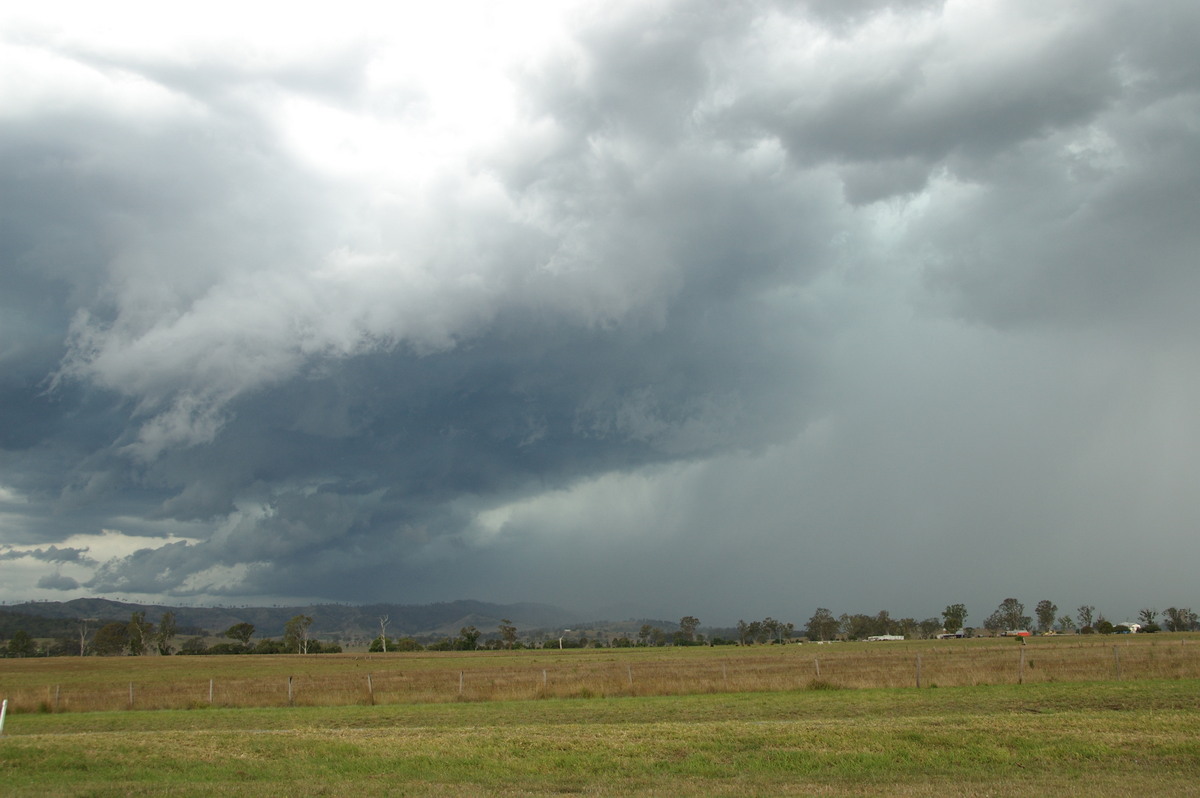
[3,634,1199,714]
[3,680,1199,796]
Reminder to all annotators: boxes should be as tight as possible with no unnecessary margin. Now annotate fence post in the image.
[129,682,134,709]
[367,673,374,705]
[459,671,464,696]
[55,685,60,711]
[1113,646,1121,680]
[1018,647,1025,685]
[916,654,922,688]
[627,665,633,687]
[288,676,294,707]
[1,698,8,735]
[814,658,820,678]
[209,678,214,704]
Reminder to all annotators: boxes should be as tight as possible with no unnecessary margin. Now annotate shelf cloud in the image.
[2,1,1198,624]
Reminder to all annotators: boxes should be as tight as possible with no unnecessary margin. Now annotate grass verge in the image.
[3,679,1199,796]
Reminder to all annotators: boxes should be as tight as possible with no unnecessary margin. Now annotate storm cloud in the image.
[2,1,1198,624]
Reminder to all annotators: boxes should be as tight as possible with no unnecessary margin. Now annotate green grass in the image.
[4,679,1199,796]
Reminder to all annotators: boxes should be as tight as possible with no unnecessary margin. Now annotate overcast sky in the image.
[2,1,1198,627]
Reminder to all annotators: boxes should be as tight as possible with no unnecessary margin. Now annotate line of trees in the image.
[4,601,1199,657]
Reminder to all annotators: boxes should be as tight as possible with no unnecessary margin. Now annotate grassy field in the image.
[3,679,1199,796]
[3,634,1200,713]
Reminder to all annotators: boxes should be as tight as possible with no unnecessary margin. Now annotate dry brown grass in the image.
[2,633,1199,714]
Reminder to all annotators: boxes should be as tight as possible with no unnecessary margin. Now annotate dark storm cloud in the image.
[2,1,1199,621]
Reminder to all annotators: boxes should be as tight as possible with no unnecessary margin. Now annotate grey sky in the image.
[2,1,1197,626]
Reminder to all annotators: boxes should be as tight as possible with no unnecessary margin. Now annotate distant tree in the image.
[93,622,130,656]
[6,629,36,658]
[225,622,256,647]
[458,625,481,650]
[127,612,153,656]
[1095,619,1115,635]
[761,618,780,644]
[917,618,942,639]
[638,624,653,646]
[1163,607,1198,633]
[1138,608,1159,627]
[993,598,1028,632]
[377,616,390,653]
[180,636,208,655]
[840,613,874,640]
[393,637,423,652]
[1076,605,1095,631]
[253,638,286,654]
[805,608,839,642]
[1057,615,1075,633]
[982,611,1005,633]
[498,619,518,649]
[942,604,968,633]
[1035,600,1057,634]
[283,615,314,653]
[678,616,700,643]
[156,611,178,656]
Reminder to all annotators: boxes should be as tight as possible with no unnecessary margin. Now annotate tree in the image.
[127,612,153,656]
[378,615,390,653]
[156,611,178,656]
[805,608,839,642]
[678,616,700,643]
[225,622,256,647]
[840,613,874,640]
[6,629,36,658]
[639,624,654,646]
[283,615,314,653]
[1077,605,1095,631]
[942,604,967,633]
[180,636,208,655]
[498,619,518,649]
[993,598,1028,632]
[917,618,942,639]
[1163,607,1198,632]
[1035,600,1058,634]
[1138,608,1158,627]
[458,625,481,650]
[93,622,130,656]
[1057,615,1075,633]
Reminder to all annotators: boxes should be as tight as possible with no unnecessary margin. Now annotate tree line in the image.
[3,599,1198,658]
[1,611,342,657]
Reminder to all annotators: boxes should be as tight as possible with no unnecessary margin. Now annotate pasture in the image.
[3,636,1200,795]
[2,634,1200,712]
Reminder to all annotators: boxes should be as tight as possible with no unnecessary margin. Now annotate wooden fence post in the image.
[916,654,922,688]
[288,676,294,706]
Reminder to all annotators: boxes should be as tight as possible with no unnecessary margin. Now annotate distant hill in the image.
[5,598,580,643]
